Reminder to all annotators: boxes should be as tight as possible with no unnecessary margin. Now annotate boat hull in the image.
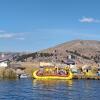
[33,70,73,80]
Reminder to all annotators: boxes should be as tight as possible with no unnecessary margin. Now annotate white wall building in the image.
[0,53,9,68]
[0,60,8,68]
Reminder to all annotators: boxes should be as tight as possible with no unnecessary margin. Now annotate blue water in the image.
[0,79,100,100]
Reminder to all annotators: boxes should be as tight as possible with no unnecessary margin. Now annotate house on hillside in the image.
[0,54,10,68]
[64,55,78,73]
[0,59,9,68]
[64,55,76,65]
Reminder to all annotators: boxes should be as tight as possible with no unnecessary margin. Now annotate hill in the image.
[15,40,100,65]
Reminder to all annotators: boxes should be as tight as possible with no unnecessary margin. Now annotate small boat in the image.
[19,74,28,78]
[33,67,73,80]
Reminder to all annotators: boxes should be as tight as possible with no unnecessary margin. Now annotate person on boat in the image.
[97,70,100,76]
[54,66,58,74]
[38,66,44,75]
[58,70,66,75]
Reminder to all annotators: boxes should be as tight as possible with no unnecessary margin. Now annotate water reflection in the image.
[32,79,74,100]
[32,79,100,100]
[33,79,73,88]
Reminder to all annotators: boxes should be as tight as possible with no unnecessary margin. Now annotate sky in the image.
[0,0,100,52]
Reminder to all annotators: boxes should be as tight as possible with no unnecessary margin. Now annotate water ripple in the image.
[0,79,100,100]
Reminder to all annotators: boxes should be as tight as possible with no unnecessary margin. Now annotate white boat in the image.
[20,74,28,78]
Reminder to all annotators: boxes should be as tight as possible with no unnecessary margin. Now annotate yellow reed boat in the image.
[33,68,73,80]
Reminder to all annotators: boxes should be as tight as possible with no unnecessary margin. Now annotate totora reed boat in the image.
[33,67,73,80]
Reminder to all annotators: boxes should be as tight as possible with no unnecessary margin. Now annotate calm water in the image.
[0,79,100,100]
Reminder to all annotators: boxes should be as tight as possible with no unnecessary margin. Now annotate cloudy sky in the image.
[0,0,100,52]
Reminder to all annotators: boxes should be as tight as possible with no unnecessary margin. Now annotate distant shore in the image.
[0,61,100,80]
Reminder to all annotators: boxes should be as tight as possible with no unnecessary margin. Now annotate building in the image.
[0,59,9,68]
[64,55,77,73]
[0,53,10,68]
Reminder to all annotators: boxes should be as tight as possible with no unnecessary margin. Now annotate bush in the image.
[0,68,17,79]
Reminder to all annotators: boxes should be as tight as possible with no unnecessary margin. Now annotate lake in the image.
[0,79,100,100]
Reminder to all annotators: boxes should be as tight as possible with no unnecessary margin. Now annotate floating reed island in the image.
[73,74,100,80]
[0,60,100,80]
[31,61,100,80]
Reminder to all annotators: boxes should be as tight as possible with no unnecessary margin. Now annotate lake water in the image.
[0,79,100,100]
